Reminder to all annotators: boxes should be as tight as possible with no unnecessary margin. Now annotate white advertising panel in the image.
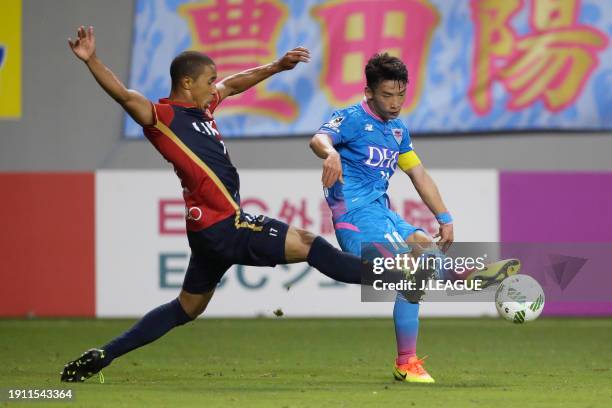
[96,169,498,317]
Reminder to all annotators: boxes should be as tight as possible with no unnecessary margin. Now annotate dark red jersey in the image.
[143,92,242,231]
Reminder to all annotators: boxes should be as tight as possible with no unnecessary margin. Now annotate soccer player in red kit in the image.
[61,26,364,382]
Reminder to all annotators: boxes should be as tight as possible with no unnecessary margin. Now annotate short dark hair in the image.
[170,51,215,89]
[365,53,408,90]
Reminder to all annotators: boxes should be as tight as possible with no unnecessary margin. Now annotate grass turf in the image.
[0,318,611,407]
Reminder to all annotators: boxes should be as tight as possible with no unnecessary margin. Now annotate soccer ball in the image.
[495,275,545,323]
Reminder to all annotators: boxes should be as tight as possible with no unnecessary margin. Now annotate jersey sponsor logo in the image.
[365,146,399,169]
[192,121,220,137]
[392,128,403,144]
[364,123,373,131]
[192,120,227,154]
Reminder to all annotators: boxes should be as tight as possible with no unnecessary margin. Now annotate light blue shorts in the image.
[334,196,424,257]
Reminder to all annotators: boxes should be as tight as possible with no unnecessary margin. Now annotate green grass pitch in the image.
[1,318,611,407]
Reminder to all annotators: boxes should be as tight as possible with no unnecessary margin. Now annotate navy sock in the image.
[307,236,362,284]
[101,298,193,367]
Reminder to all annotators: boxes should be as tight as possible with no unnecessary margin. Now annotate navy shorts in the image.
[182,212,289,293]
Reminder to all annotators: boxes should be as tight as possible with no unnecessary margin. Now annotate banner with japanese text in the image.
[95,169,498,317]
[125,0,612,138]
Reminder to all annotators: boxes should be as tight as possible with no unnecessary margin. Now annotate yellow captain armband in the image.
[398,151,421,171]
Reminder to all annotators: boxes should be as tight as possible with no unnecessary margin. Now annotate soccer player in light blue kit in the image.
[310,53,453,383]
[310,53,454,383]
[311,53,520,383]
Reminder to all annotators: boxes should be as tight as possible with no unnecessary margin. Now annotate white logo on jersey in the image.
[323,116,344,132]
[185,206,203,221]
[365,146,399,169]
[192,121,226,154]
[364,124,373,131]
[192,121,219,137]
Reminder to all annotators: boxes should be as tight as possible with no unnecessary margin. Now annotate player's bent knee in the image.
[284,227,317,263]
[178,290,214,319]
[405,231,438,258]
[297,228,316,246]
[406,230,433,244]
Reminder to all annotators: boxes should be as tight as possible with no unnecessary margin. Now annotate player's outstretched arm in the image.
[404,164,454,250]
[216,47,310,102]
[309,133,344,187]
[68,26,154,127]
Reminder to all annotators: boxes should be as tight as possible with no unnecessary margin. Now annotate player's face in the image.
[190,64,218,110]
[365,80,407,121]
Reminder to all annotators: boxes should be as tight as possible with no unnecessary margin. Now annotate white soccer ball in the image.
[495,275,545,323]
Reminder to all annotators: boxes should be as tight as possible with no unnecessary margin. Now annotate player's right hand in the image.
[322,151,344,188]
[68,26,96,62]
[276,47,311,71]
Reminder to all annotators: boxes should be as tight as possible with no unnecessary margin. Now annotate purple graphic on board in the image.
[500,172,612,316]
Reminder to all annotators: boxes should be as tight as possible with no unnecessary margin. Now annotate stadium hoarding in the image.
[95,169,498,317]
[500,171,612,315]
[0,173,95,317]
[124,0,612,138]
[2,170,612,317]
[0,0,22,119]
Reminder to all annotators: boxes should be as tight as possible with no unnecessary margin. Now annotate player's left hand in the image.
[275,47,311,71]
[434,223,454,252]
[68,25,96,63]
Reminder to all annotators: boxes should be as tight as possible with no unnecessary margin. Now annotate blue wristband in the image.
[436,212,453,224]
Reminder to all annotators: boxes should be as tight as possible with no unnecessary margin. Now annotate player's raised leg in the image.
[284,226,363,284]
[464,258,521,288]
[285,225,436,383]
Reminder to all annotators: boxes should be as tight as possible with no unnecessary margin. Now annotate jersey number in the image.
[384,231,408,251]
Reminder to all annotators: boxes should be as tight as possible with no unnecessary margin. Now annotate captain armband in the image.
[398,151,422,171]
